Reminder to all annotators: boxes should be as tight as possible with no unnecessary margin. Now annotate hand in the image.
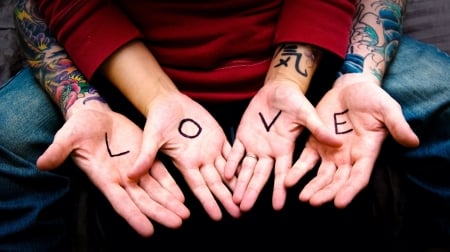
[36,103,190,237]
[225,81,342,212]
[129,91,241,221]
[285,73,419,208]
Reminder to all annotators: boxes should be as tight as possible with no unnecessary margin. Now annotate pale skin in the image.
[38,100,191,236]
[101,41,242,220]
[224,44,343,212]
[100,33,344,216]
[15,0,190,237]
[284,0,420,208]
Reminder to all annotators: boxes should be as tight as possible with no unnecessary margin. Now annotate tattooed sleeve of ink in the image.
[14,0,105,117]
[339,0,405,80]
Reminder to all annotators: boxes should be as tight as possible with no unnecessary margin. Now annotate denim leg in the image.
[383,35,450,239]
[0,67,72,251]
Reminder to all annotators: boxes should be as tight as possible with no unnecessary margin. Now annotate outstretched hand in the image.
[285,74,419,208]
[129,92,241,221]
[225,81,342,212]
[37,103,190,237]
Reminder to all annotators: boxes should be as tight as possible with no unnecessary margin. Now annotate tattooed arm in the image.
[339,0,406,81]
[14,0,104,118]
[285,0,419,208]
[14,0,190,237]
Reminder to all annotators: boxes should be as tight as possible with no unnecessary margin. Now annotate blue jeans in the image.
[0,35,448,250]
[0,68,72,251]
[382,35,450,238]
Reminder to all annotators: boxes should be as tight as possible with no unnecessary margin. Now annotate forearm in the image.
[99,40,179,116]
[14,0,106,118]
[339,0,406,83]
[265,43,323,93]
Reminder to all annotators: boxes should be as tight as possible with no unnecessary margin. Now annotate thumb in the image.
[37,141,72,170]
[304,110,342,147]
[383,104,420,148]
[128,140,159,181]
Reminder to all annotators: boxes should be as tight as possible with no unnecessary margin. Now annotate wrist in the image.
[266,43,322,93]
[65,92,110,120]
[100,40,179,115]
[339,53,386,83]
[334,73,381,89]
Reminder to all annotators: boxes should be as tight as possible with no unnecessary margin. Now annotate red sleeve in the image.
[35,0,142,80]
[275,0,356,59]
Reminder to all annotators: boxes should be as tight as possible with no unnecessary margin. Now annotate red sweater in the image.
[36,0,355,102]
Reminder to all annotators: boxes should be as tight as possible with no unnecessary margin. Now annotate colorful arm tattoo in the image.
[339,0,405,80]
[14,0,105,117]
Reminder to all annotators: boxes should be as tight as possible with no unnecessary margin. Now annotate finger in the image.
[140,174,190,220]
[382,103,420,148]
[284,147,320,187]
[201,164,241,218]
[215,153,237,190]
[272,155,291,211]
[224,140,245,180]
[36,141,72,170]
[101,184,155,237]
[299,160,336,203]
[231,153,258,204]
[37,126,75,170]
[296,101,342,147]
[304,113,342,147]
[239,158,273,212]
[129,137,159,181]
[221,137,233,160]
[149,160,185,202]
[182,168,223,221]
[125,182,187,229]
[308,164,351,206]
[334,158,374,208]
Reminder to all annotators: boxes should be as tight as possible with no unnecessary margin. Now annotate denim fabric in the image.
[383,35,450,238]
[0,67,72,251]
[385,35,450,161]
